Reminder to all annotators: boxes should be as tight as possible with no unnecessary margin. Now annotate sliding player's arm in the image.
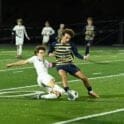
[6,60,29,68]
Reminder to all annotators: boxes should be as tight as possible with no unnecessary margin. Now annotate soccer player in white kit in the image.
[6,45,64,99]
[41,21,55,45]
[12,18,30,58]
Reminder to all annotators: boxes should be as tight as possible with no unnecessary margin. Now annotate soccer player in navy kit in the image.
[48,28,99,99]
[84,17,95,57]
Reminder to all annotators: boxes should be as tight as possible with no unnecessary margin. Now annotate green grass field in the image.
[0,44,124,124]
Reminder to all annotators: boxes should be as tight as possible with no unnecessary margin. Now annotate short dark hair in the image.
[62,28,75,38]
[17,18,23,24]
[87,17,93,21]
[34,45,46,55]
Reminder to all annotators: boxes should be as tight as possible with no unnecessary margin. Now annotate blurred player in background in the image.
[41,21,55,46]
[48,28,99,99]
[6,45,64,99]
[57,23,65,41]
[12,18,30,58]
[83,17,95,57]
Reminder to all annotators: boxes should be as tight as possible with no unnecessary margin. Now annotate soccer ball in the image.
[68,90,79,101]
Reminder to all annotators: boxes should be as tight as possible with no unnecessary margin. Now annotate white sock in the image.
[18,45,22,55]
[17,47,19,55]
[41,93,58,99]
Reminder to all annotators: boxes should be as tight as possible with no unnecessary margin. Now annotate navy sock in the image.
[87,86,92,92]
[64,87,69,92]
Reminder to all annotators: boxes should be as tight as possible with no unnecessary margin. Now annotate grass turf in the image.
[0,44,124,124]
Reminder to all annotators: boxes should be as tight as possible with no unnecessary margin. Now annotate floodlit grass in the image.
[0,44,124,124]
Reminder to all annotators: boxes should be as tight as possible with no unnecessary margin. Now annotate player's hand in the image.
[27,37,31,40]
[49,53,54,57]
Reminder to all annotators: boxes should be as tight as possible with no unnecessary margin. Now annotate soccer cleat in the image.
[84,55,89,60]
[86,54,90,58]
[32,91,45,99]
[88,91,99,98]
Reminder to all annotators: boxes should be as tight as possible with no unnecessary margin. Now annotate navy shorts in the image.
[56,64,80,75]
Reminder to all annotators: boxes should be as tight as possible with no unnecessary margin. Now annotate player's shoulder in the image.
[49,26,54,29]
[21,25,26,28]
[13,25,18,28]
[28,55,36,60]
[44,59,49,63]
[43,27,47,29]
[69,41,75,46]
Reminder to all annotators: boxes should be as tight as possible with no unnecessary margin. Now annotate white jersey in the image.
[27,56,54,86]
[41,27,55,43]
[13,25,28,45]
[27,56,52,77]
[27,56,65,94]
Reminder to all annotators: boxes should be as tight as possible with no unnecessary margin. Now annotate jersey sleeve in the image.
[45,60,52,68]
[71,43,84,59]
[27,56,35,64]
[13,26,16,31]
[48,41,56,54]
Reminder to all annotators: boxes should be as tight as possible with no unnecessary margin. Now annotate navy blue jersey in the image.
[48,41,84,65]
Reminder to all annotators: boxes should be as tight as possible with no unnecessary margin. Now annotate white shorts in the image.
[15,37,24,45]
[42,36,49,44]
[37,74,54,87]
[37,74,65,94]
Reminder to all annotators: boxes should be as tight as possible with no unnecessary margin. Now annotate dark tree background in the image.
[2,0,124,26]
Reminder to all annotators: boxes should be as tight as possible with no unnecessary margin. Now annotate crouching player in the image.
[6,45,64,99]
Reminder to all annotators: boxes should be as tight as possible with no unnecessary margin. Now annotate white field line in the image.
[119,50,124,51]
[0,93,36,97]
[0,85,37,92]
[54,108,124,124]
[0,66,33,72]
[0,59,16,62]
[0,73,124,92]
[0,91,45,98]
[0,49,123,53]
[118,53,124,54]
[0,59,124,73]
[76,59,124,65]
[0,51,15,53]
[0,90,38,95]
[92,72,102,75]
[13,70,23,74]
[0,50,15,52]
